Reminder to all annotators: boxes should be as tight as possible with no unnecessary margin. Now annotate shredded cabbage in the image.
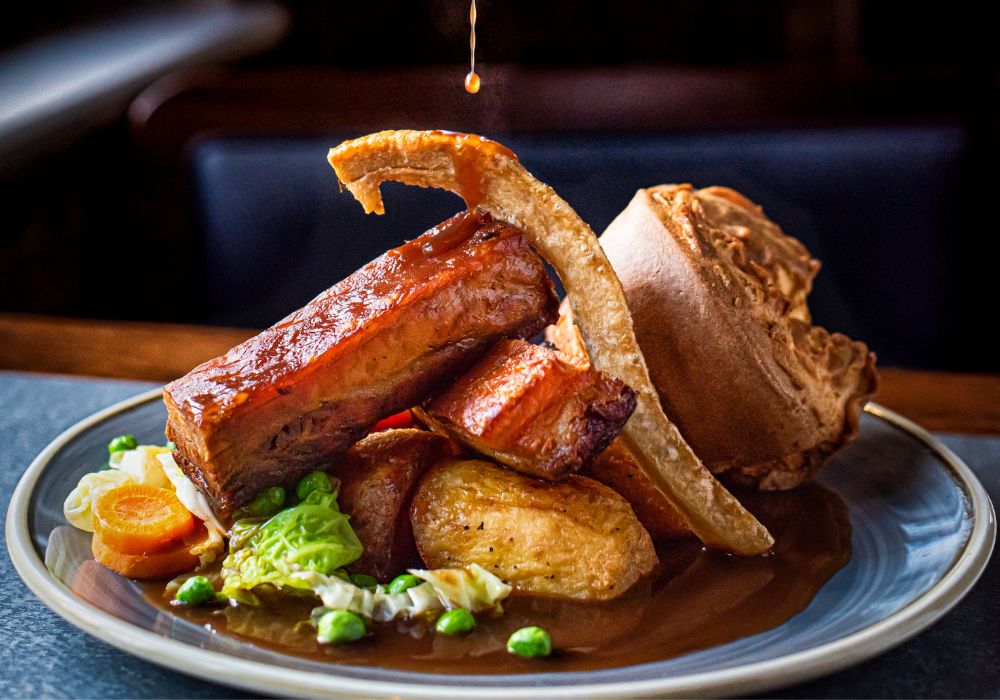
[410,564,512,612]
[221,490,364,603]
[300,564,511,624]
[110,445,172,488]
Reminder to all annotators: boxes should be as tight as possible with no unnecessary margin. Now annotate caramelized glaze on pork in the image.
[416,339,636,480]
[164,212,558,514]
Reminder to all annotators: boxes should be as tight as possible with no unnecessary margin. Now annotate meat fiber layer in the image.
[164,211,558,514]
[416,338,637,480]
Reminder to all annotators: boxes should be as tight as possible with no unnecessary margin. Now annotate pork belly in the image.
[415,338,636,480]
[329,429,459,581]
[164,212,558,515]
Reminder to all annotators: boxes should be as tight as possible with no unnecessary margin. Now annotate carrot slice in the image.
[93,484,195,555]
[92,526,204,580]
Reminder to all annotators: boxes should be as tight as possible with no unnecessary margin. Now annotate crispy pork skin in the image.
[410,459,658,601]
[415,339,636,480]
[329,429,459,581]
[164,212,558,515]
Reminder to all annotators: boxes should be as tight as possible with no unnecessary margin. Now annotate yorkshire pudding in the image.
[599,185,878,489]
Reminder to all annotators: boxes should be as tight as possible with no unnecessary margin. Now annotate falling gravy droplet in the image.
[464,71,480,94]
[465,0,480,94]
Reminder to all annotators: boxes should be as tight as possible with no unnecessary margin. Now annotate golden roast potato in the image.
[410,459,658,600]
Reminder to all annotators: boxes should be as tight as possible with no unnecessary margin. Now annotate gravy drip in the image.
[465,0,480,93]
[143,482,851,674]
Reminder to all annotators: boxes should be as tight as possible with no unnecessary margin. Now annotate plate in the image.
[6,389,995,698]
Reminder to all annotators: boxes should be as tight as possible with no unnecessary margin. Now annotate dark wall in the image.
[7,1,997,71]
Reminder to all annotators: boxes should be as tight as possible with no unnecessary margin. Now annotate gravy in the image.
[144,482,850,673]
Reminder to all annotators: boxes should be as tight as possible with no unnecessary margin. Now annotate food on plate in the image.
[174,575,217,605]
[317,609,367,644]
[545,304,691,539]
[64,436,226,576]
[507,626,553,658]
[414,338,637,480]
[584,440,692,540]
[410,459,658,601]
[89,482,213,581]
[328,129,772,555]
[328,429,460,580]
[59,130,872,668]
[219,479,365,604]
[436,607,477,635]
[91,527,206,580]
[163,210,558,516]
[369,409,417,432]
[599,185,878,489]
[92,483,196,555]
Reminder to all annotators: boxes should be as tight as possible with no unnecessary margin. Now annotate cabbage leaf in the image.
[221,489,363,603]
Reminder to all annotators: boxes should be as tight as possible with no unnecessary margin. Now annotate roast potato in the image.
[410,459,657,600]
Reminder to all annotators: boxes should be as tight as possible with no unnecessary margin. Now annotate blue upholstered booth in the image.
[191,126,967,369]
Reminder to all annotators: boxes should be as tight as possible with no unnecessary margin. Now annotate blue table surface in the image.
[1,371,997,699]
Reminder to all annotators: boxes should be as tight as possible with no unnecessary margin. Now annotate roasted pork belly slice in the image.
[415,338,637,480]
[164,212,558,515]
[329,429,459,581]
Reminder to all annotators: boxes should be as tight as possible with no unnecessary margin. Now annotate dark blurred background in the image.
[2,0,997,371]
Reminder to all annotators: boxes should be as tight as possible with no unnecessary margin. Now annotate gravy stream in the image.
[465,0,480,93]
[143,481,850,673]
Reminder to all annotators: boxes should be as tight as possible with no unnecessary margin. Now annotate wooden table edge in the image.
[2,312,998,436]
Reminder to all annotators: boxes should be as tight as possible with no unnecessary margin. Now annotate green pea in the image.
[316,609,366,644]
[296,470,333,501]
[386,573,421,594]
[165,441,177,451]
[435,608,476,635]
[175,576,215,605]
[108,434,138,455]
[507,626,552,658]
[349,573,379,589]
[247,486,286,516]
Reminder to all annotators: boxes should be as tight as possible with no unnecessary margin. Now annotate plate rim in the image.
[5,389,996,699]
